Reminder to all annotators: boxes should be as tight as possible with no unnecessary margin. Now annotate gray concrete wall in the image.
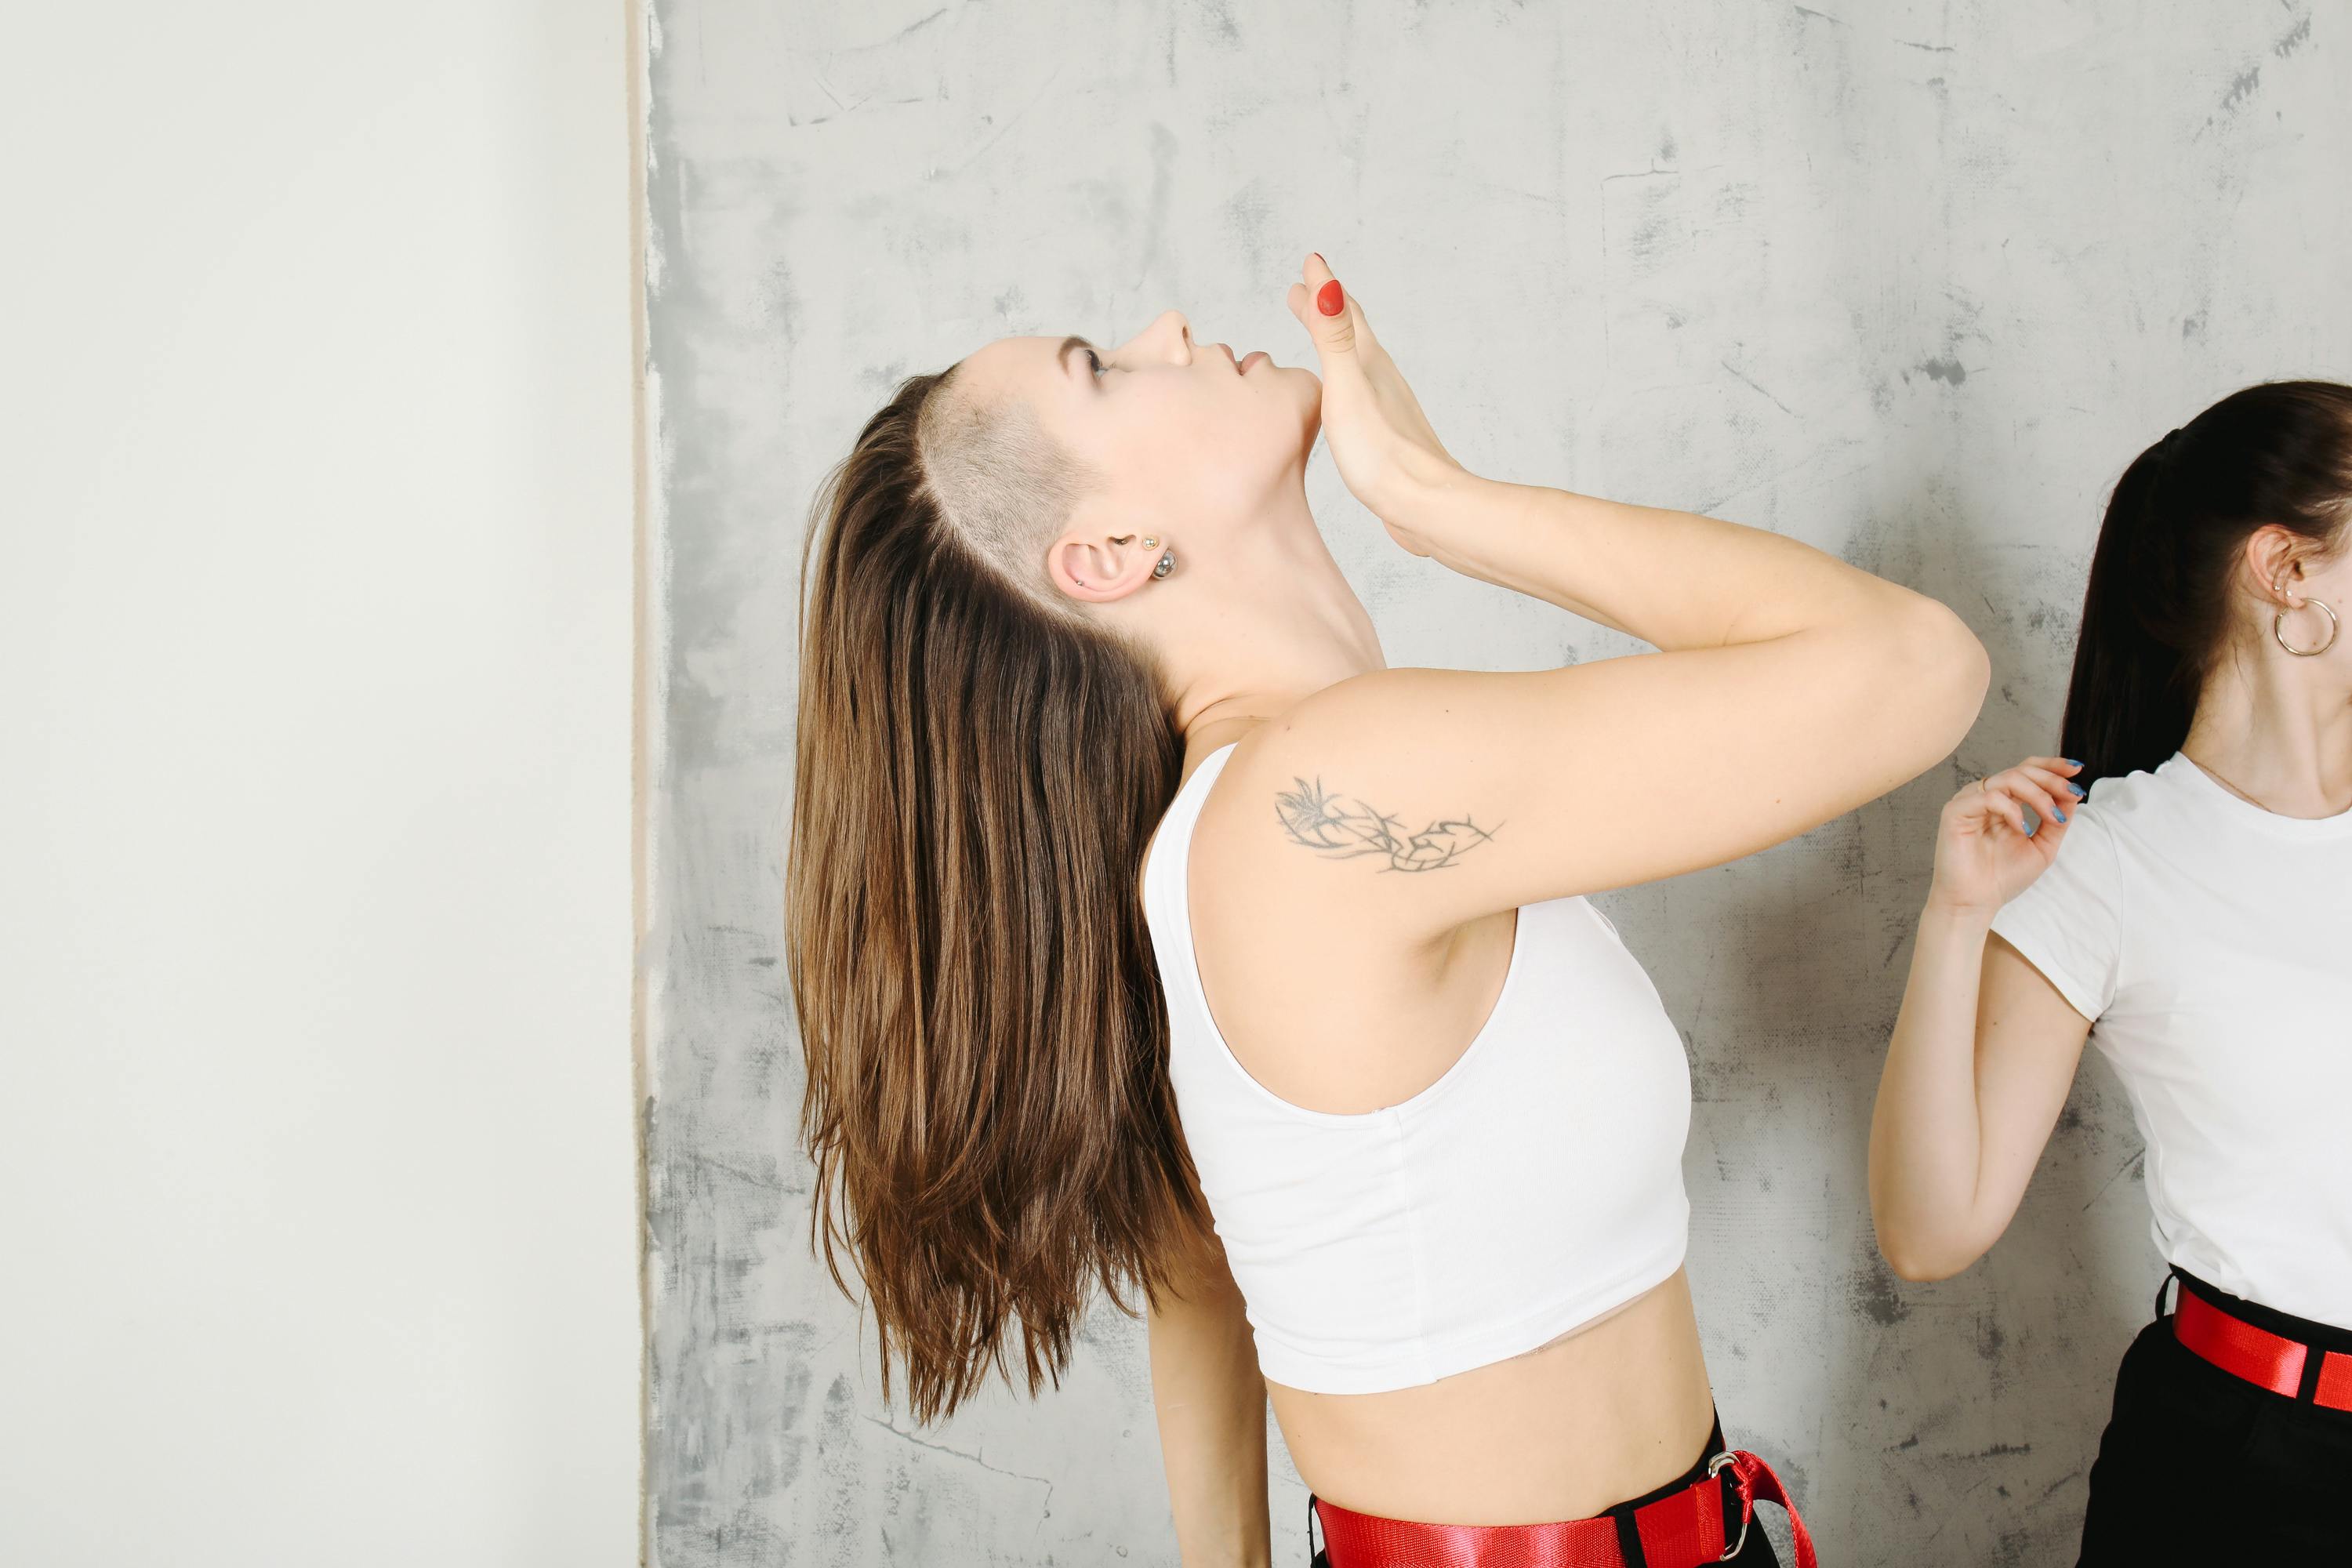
[637,3,2350,1563]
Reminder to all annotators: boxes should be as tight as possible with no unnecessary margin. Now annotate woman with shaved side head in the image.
[790,254,1987,1565]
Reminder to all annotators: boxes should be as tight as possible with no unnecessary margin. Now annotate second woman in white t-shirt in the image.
[1866,379,2352,1563]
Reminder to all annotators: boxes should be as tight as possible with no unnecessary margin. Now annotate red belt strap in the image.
[2173,1279,2352,1412]
[1312,1450,1816,1568]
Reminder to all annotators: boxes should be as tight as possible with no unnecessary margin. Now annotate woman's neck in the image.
[2180,637,2352,818]
[1149,492,1386,760]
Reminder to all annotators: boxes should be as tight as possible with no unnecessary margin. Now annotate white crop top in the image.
[1991,753,2352,1328]
[1141,744,1693,1395]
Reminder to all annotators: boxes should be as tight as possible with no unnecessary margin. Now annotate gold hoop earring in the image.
[2275,596,2339,657]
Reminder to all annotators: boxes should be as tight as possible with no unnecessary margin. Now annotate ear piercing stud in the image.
[1152,549,1177,579]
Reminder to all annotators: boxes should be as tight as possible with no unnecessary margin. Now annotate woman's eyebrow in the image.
[1054,336,1096,376]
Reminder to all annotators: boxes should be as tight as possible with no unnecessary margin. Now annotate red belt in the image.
[2173,1277,2352,1411]
[1312,1450,1815,1568]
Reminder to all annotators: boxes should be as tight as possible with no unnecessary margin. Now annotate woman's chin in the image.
[1282,365,1325,433]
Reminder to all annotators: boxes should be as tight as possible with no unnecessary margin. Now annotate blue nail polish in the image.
[2054,808,2067,822]
[2064,759,2082,769]
[2067,782,2086,797]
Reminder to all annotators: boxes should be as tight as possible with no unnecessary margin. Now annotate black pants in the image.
[2078,1271,2352,1563]
[1308,1414,1784,1566]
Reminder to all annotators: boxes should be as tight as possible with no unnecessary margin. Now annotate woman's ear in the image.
[1047,526,1163,604]
[2244,524,2312,603]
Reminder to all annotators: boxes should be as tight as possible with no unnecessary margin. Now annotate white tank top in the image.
[1141,743,1693,1395]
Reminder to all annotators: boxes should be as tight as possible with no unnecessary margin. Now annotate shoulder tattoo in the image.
[1272,777,1498,873]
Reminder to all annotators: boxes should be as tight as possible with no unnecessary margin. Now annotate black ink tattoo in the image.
[1273,777,1498,873]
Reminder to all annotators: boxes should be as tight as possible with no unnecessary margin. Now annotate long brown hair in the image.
[2062,381,2352,784]
[787,368,1210,1423]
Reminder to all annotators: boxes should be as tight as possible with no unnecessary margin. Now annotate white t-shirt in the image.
[1991,753,2352,1330]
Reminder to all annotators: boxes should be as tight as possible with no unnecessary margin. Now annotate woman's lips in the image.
[1239,350,1271,373]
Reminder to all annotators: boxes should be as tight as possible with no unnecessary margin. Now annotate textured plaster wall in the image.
[637,4,2350,1563]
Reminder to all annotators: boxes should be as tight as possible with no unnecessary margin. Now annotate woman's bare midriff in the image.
[1268,1268,1717,1526]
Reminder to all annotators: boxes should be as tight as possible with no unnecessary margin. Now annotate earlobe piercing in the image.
[2275,595,2340,657]
[1152,548,1177,579]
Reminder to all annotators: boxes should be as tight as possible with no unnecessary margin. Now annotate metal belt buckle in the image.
[1708,1453,1749,1562]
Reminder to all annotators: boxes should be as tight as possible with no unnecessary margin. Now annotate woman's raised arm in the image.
[1868,759,2096,1280]
[1211,256,1990,938]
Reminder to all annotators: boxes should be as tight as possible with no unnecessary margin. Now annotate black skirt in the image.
[2078,1270,2352,1563]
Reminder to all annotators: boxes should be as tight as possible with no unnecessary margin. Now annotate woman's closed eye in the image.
[1086,347,1109,379]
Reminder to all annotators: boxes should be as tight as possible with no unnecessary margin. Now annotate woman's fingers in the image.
[2029,756,2087,791]
[1935,757,2083,907]
[1987,786,2034,838]
[1953,756,2087,834]
[1313,266,1382,357]
[1997,756,2086,830]
[1290,253,1361,362]
[2016,763,2086,804]
[1997,772,2071,834]
[1950,775,2031,839]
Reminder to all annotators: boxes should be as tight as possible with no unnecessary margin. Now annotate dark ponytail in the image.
[2060,382,2352,785]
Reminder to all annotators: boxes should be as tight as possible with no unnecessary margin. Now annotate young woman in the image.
[1868,382,2352,1562]
[790,253,1987,1566]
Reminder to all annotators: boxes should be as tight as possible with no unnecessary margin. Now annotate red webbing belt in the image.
[2174,1280,2352,1411]
[1312,1451,1816,1568]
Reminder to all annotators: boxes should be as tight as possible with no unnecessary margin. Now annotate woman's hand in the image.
[1287,253,1465,555]
[1928,757,2085,915]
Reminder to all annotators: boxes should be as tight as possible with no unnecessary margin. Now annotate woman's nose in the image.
[1127,310,1192,365]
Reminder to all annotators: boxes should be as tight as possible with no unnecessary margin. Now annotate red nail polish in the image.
[1316,279,1344,317]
